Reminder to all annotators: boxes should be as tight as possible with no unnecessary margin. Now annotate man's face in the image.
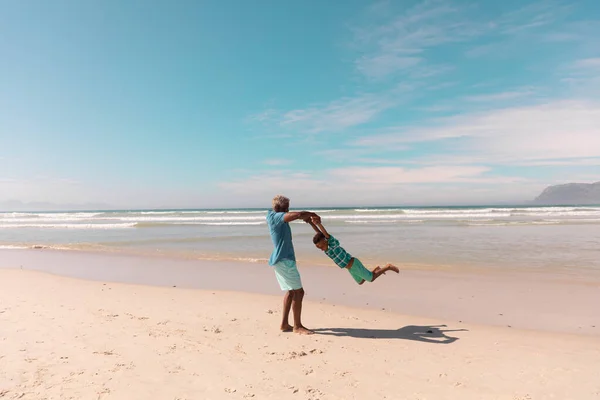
[315,238,328,252]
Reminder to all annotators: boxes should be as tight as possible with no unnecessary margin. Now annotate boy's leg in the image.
[371,263,400,282]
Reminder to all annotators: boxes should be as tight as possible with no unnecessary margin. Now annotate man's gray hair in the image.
[272,195,290,211]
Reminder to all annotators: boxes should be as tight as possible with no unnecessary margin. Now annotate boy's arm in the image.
[308,221,321,234]
[316,222,330,239]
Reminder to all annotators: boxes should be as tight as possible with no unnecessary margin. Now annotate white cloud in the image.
[425,81,459,91]
[0,177,87,204]
[253,93,395,134]
[353,0,479,79]
[248,109,277,123]
[559,57,600,95]
[328,165,494,184]
[355,0,571,76]
[496,1,571,35]
[416,104,455,112]
[542,20,600,43]
[542,32,581,42]
[574,58,600,69]
[361,156,600,168]
[465,1,575,59]
[409,64,455,79]
[263,159,292,166]
[464,43,503,58]
[513,158,600,167]
[463,88,535,102]
[356,55,422,79]
[353,100,600,162]
[219,166,537,206]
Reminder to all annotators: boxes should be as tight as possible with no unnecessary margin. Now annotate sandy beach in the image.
[1,251,600,399]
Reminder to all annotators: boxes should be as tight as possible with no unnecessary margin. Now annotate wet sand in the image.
[1,249,600,335]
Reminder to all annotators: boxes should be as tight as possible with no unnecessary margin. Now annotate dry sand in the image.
[1,268,600,400]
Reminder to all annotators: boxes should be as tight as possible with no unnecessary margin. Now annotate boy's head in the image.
[313,232,328,251]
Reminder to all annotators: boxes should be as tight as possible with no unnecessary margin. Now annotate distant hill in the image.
[534,182,600,205]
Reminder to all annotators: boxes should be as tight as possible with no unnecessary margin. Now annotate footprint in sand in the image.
[168,365,184,374]
[235,345,246,355]
[288,351,308,359]
[93,351,116,356]
[305,387,325,400]
[110,363,128,373]
[97,388,111,399]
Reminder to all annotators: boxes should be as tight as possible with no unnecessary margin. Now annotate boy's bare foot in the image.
[385,263,400,273]
[293,326,314,335]
[281,323,293,332]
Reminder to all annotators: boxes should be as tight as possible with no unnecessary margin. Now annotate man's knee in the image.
[295,288,305,299]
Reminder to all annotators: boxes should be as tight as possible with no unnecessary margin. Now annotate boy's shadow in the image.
[313,324,467,344]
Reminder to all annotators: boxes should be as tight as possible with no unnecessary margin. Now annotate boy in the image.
[309,219,399,285]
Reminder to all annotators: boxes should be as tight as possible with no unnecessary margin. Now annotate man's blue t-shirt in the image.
[267,210,296,265]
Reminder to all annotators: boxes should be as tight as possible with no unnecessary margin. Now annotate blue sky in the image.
[1,0,599,208]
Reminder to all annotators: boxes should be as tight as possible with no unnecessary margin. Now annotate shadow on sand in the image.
[313,324,467,344]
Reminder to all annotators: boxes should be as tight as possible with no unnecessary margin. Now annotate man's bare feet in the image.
[280,323,293,332]
[293,326,314,335]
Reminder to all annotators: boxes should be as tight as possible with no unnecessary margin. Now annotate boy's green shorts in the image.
[348,258,373,284]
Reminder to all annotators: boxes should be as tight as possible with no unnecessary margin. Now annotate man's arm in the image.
[283,211,320,223]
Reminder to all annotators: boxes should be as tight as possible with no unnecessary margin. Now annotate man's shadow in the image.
[313,324,467,344]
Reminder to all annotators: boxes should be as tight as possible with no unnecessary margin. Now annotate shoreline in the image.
[3,244,600,278]
[2,249,599,336]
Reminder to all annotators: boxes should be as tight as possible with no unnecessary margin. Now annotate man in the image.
[266,195,320,335]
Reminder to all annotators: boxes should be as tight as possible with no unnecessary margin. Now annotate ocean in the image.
[1,206,599,273]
